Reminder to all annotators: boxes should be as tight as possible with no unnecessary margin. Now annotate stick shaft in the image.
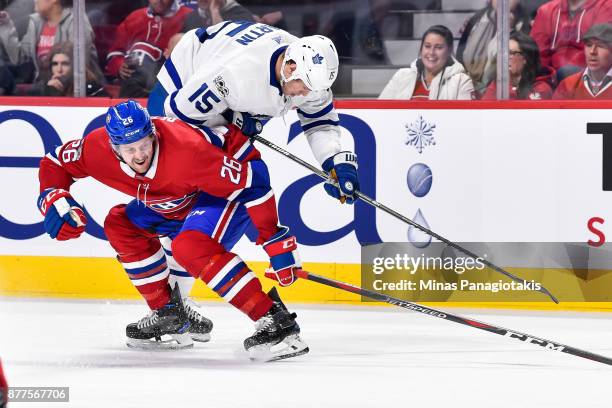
[252,134,558,303]
[295,269,612,366]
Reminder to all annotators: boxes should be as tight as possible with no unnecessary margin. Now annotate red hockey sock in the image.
[105,204,170,309]
[173,230,273,320]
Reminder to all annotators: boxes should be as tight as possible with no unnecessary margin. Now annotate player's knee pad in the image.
[104,204,134,245]
[104,204,160,262]
[172,230,225,278]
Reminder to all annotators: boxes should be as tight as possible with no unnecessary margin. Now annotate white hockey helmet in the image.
[281,35,339,91]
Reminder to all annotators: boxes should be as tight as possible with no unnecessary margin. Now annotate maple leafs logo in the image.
[312,53,323,64]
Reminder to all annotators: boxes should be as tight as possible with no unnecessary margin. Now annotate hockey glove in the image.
[222,109,263,138]
[322,151,359,204]
[263,226,301,287]
[38,188,87,241]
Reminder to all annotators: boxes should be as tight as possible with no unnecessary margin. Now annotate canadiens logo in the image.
[214,76,229,97]
[148,192,197,213]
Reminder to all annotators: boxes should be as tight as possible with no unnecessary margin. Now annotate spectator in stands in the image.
[0,3,18,65]
[457,0,531,93]
[181,0,254,32]
[0,3,16,95]
[553,23,612,99]
[0,62,14,94]
[531,0,612,81]
[0,0,96,83]
[483,31,554,99]
[324,0,390,65]
[253,11,284,27]
[28,42,107,97]
[164,33,183,59]
[106,0,191,97]
[379,25,475,100]
[179,0,198,7]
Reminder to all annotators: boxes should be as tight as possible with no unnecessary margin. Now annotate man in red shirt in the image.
[553,23,612,99]
[531,0,612,75]
[105,0,191,97]
[37,100,308,362]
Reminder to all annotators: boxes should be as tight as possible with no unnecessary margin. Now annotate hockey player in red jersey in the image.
[0,358,7,408]
[37,100,308,361]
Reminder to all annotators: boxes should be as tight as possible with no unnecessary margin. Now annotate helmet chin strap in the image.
[280,66,294,87]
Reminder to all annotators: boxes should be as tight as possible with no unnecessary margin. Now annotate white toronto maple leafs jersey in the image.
[156,21,342,165]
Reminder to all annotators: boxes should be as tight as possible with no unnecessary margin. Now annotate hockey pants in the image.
[104,191,276,321]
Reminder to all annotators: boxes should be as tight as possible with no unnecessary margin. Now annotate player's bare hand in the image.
[119,62,134,80]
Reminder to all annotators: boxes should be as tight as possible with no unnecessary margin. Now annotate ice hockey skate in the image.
[244,287,309,362]
[183,298,213,342]
[126,284,193,350]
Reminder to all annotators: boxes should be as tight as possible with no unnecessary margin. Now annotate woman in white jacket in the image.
[379,25,475,100]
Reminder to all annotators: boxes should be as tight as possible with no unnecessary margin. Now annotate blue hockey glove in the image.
[38,188,87,240]
[322,151,359,204]
[263,226,301,287]
[222,109,263,137]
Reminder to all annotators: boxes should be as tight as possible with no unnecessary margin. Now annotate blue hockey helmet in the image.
[105,100,154,145]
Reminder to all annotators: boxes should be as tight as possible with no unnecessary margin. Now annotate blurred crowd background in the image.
[0,0,610,100]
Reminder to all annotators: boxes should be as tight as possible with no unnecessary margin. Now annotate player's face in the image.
[585,39,612,74]
[283,79,311,97]
[116,135,155,174]
[420,33,451,76]
[281,62,311,97]
[51,53,71,78]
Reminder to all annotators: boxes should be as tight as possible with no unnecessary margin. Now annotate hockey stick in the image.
[294,269,612,366]
[251,134,559,303]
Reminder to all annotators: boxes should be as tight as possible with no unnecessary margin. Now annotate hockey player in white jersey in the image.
[148,21,359,206]
[147,21,359,343]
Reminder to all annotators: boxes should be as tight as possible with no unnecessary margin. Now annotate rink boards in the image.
[1,98,612,310]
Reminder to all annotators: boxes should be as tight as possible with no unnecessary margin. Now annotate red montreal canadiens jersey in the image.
[39,118,256,220]
[105,6,192,77]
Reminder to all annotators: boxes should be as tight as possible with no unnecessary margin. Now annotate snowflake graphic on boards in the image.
[405,116,436,153]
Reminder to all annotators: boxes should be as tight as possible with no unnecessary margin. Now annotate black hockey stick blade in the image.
[295,269,612,366]
[251,134,558,303]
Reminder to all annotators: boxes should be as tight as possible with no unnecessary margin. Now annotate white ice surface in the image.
[0,298,611,408]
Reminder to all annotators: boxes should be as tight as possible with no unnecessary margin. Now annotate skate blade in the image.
[248,334,309,362]
[126,333,194,350]
[191,332,212,343]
